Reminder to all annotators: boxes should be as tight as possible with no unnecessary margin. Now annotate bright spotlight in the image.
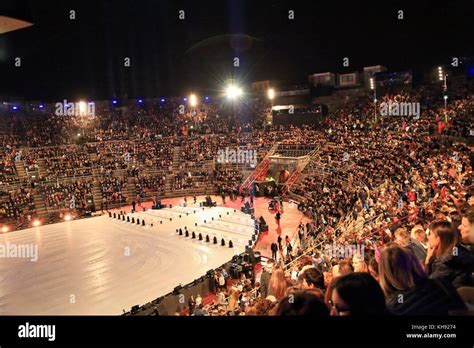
[38,104,44,109]
[370,78,375,90]
[189,94,197,107]
[78,101,87,114]
[226,85,242,99]
[77,133,81,137]
[268,88,275,100]
[1,226,9,233]
[33,220,41,227]
[64,214,72,221]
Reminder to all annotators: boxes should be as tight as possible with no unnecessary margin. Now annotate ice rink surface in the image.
[0,206,248,315]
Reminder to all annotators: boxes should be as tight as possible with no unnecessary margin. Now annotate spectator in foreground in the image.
[379,244,466,315]
[426,220,474,288]
[276,292,329,316]
[298,267,325,291]
[459,211,474,247]
[268,264,290,300]
[329,272,387,316]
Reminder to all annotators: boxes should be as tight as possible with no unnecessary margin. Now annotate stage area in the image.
[0,205,250,315]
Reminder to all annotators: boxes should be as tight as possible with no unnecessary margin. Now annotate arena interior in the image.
[0,1,473,324]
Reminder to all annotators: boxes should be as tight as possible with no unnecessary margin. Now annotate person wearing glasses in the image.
[329,272,387,316]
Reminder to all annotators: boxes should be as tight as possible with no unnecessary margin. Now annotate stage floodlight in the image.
[78,101,87,114]
[33,219,41,227]
[225,85,242,99]
[1,226,8,233]
[189,94,197,107]
[268,88,275,100]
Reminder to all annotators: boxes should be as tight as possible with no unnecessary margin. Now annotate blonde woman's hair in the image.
[268,265,288,300]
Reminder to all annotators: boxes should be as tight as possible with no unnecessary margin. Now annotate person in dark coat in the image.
[426,221,474,288]
[275,211,281,226]
[270,242,278,260]
[379,244,466,315]
[259,260,274,298]
[277,235,283,251]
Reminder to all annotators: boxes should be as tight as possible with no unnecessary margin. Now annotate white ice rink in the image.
[0,206,252,315]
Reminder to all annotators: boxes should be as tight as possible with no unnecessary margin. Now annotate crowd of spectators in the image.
[174,86,474,316]
[182,205,473,316]
[135,174,166,198]
[37,180,93,210]
[0,188,37,225]
[100,177,127,205]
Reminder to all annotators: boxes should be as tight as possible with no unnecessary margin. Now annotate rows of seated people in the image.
[36,180,93,210]
[100,177,127,205]
[173,171,203,190]
[0,188,36,224]
[291,90,473,243]
[0,86,471,237]
[179,135,223,165]
[0,150,17,185]
[134,174,166,198]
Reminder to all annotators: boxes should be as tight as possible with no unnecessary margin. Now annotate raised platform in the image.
[0,204,252,315]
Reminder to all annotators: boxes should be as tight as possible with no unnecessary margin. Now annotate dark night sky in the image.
[0,0,473,101]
